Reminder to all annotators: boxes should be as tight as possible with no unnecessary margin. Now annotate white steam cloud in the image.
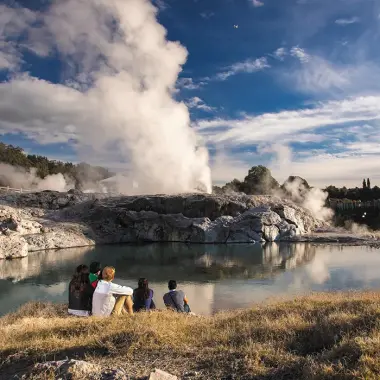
[267,144,333,222]
[0,0,211,195]
[0,163,71,192]
[282,177,333,222]
[344,221,380,239]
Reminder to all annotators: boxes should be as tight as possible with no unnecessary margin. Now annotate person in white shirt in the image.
[92,266,134,316]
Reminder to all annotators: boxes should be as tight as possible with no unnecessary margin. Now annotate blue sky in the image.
[1,0,380,189]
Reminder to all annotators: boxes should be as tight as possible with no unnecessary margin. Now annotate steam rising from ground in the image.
[0,164,71,192]
[1,0,212,195]
[269,144,333,222]
[282,178,334,222]
[344,221,380,238]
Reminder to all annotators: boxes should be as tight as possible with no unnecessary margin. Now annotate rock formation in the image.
[30,359,129,380]
[27,359,177,380]
[0,190,328,259]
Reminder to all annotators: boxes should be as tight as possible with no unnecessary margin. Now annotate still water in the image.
[0,243,380,316]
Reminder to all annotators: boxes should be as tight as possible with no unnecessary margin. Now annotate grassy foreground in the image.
[1,292,380,379]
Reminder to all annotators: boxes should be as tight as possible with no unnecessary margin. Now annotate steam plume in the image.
[0,163,72,192]
[268,144,333,221]
[282,177,333,221]
[344,221,380,239]
[1,0,212,195]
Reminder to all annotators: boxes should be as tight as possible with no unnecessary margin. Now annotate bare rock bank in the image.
[0,190,331,259]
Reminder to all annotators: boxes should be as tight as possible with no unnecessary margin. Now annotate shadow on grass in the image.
[288,312,379,355]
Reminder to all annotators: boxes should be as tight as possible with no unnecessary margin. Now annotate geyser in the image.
[0,0,212,194]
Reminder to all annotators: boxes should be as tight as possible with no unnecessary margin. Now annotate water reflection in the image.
[0,243,316,283]
[0,243,379,315]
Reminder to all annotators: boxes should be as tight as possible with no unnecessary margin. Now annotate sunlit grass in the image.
[1,291,380,379]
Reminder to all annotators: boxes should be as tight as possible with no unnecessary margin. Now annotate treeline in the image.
[0,142,114,189]
[325,181,380,202]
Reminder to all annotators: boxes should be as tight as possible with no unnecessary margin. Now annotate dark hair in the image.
[134,278,150,300]
[70,272,90,295]
[70,265,89,290]
[168,280,177,290]
[76,264,89,275]
[89,262,101,274]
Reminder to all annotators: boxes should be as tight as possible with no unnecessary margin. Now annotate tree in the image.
[367,178,371,189]
[241,166,279,195]
[222,179,242,193]
[363,179,367,189]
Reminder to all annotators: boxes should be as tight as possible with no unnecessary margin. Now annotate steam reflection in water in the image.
[0,243,380,316]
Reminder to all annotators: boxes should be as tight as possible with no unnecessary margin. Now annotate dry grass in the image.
[1,291,380,379]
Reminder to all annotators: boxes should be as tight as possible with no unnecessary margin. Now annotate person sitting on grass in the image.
[163,280,191,313]
[133,278,156,312]
[92,266,134,317]
[68,264,92,317]
[89,261,102,289]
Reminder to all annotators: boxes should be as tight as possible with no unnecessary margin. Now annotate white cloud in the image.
[194,96,380,146]
[200,11,215,19]
[278,154,380,188]
[273,47,287,61]
[152,0,168,11]
[216,57,269,81]
[0,5,36,37]
[281,132,326,144]
[0,5,37,71]
[194,94,380,187]
[208,146,380,188]
[290,47,310,63]
[186,97,215,112]
[345,141,380,155]
[210,152,251,185]
[289,56,350,94]
[0,41,20,70]
[0,74,86,144]
[252,0,264,7]
[177,77,205,90]
[335,17,360,26]
[285,52,380,96]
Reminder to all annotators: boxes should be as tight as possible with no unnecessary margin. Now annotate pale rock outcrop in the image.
[28,359,177,380]
[0,233,28,259]
[30,359,128,380]
[150,369,178,380]
[24,228,95,252]
[0,205,42,234]
[0,191,329,259]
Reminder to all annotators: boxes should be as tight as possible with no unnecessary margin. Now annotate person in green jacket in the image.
[89,262,102,289]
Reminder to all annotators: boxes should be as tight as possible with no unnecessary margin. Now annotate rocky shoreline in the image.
[0,190,376,259]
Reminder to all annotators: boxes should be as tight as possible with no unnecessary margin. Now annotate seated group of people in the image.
[68,262,190,317]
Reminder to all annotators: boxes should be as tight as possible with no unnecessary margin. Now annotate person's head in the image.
[138,278,149,289]
[70,271,90,293]
[102,266,115,282]
[168,280,177,290]
[89,261,102,275]
[76,264,89,274]
[136,278,150,299]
